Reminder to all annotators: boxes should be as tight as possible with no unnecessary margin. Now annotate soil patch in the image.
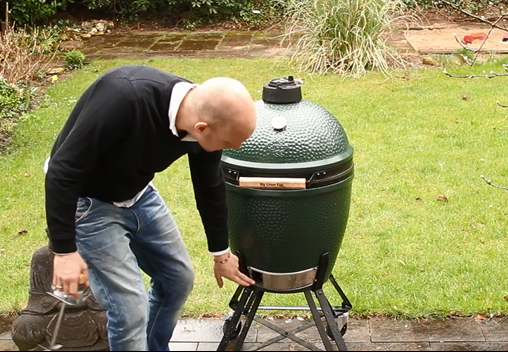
[399,8,508,54]
[406,26,508,54]
[0,314,17,334]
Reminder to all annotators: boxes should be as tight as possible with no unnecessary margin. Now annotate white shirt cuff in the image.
[210,247,230,256]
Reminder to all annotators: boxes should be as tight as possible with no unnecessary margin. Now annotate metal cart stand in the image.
[217,253,352,351]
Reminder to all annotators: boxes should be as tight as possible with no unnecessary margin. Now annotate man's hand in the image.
[213,252,255,288]
[53,251,89,298]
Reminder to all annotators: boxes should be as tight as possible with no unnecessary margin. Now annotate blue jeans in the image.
[74,186,195,351]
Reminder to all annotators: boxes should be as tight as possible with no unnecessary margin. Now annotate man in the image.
[44,65,257,351]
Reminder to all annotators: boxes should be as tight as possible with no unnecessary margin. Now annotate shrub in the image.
[0,24,56,151]
[73,0,281,27]
[0,25,56,84]
[2,0,73,25]
[64,49,85,70]
[0,78,29,119]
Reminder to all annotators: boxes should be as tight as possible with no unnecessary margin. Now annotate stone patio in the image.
[2,315,508,351]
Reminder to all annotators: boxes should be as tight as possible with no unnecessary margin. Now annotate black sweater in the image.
[45,65,228,254]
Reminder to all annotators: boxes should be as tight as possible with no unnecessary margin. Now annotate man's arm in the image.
[188,150,254,287]
[187,150,229,252]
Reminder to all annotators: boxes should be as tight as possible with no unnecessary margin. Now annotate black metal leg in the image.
[218,254,353,352]
[329,274,352,310]
[228,284,247,311]
[304,290,335,351]
[234,289,265,351]
[217,286,253,351]
[315,288,348,351]
[253,316,323,351]
[242,286,259,315]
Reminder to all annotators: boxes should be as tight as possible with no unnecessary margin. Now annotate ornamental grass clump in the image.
[281,0,407,77]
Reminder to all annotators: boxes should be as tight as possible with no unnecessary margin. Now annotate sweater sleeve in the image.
[45,77,136,253]
[187,150,229,253]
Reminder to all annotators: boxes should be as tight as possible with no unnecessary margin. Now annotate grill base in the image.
[217,252,352,351]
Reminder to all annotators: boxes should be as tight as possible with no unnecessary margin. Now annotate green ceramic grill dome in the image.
[221,76,354,291]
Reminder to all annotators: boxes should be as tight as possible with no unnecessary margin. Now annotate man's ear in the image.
[194,122,209,134]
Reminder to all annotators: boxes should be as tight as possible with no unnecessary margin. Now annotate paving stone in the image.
[177,39,221,51]
[161,32,189,38]
[196,342,219,351]
[430,342,508,351]
[77,29,294,60]
[296,317,371,343]
[201,51,254,58]
[149,40,184,51]
[85,34,126,46]
[94,47,149,55]
[479,317,508,342]
[115,35,164,45]
[254,316,308,340]
[220,33,254,44]
[343,318,371,343]
[144,50,182,57]
[172,318,257,343]
[198,341,272,351]
[172,319,224,342]
[254,338,318,351]
[3,315,508,351]
[347,342,432,351]
[370,317,484,343]
[0,340,17,352]
[168,341,198,351]
[186,33,225,40]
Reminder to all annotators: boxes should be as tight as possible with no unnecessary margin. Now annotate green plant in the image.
[64,49,85,70]
[235,0,286,29]
[0,78,34,153]
[3,0,73,25]
[0,78,30,119]
[79,0,282,27]
[280,0,409,77]
[456,47,475,63]
[181,17,201,30]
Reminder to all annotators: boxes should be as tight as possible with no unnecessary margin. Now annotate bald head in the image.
[180,77,257,151]
[195,77,256,131]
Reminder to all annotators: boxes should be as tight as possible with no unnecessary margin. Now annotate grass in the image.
[2,57,508,319]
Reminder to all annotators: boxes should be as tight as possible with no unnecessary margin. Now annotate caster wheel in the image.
[326,322,347,340]
[223,319,242,340]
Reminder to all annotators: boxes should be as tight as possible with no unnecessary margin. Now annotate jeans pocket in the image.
[75,197,92,223]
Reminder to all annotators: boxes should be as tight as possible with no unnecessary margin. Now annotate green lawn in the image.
[1,57,508,318]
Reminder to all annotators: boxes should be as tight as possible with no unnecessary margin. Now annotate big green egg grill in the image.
[222,76,354,291]
[218,77,355,351]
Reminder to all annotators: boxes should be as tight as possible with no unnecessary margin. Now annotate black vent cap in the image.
[262,76,302,104]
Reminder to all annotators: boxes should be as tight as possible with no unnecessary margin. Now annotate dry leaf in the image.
[437,194,448,202]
